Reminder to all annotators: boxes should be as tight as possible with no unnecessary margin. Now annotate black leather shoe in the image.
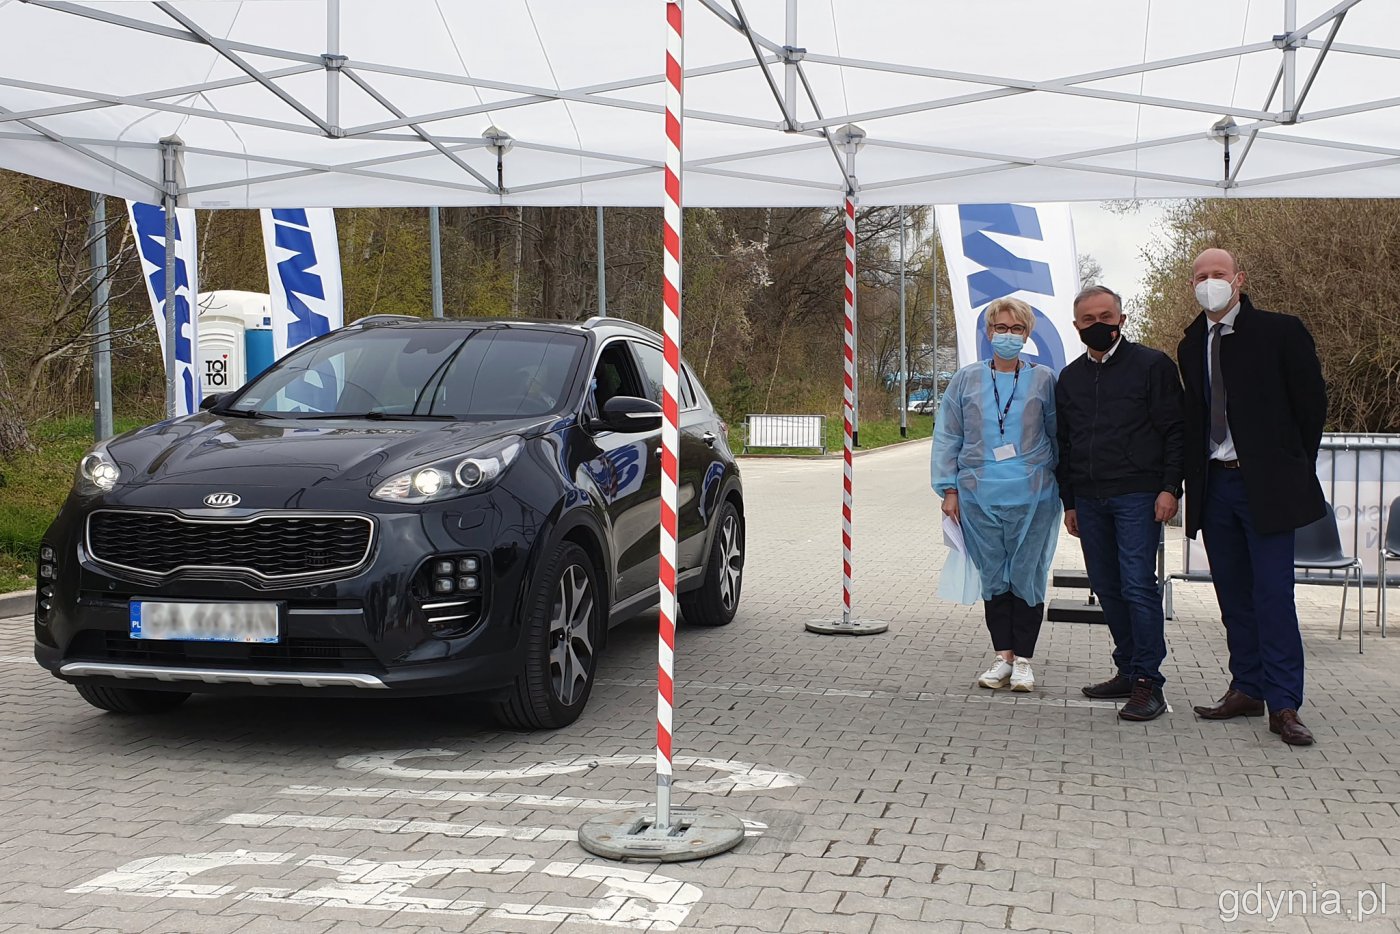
[1269,709,1315,746]
[1082,673,1133,699]
[1193,688,1266,720]
[1118,678,1167,722]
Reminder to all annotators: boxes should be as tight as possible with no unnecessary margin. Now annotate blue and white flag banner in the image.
[936,203,1082,374]
[127,200,201,416]
[261,207,345,359]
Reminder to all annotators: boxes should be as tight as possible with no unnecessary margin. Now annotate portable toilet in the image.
[197,291,274,389]
[195,307,246,394]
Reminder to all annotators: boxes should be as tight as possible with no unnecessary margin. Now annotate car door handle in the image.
[702,432,716,447]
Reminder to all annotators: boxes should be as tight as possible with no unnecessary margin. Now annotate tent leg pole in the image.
[90,191,113,441]
[931,210,940,408]
[806,132,886,639]
[430,207,443,318]
[580,0,744,864]
[899,204,907,438]
[160,138,178,419]
[597,205,607,317]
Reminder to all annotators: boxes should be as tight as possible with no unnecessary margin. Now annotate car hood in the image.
[103,411,556,491]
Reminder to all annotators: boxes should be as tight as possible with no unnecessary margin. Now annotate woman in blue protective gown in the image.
[932,297,1061,692]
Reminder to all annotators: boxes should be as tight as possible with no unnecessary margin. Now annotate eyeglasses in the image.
[991,324,1027,335]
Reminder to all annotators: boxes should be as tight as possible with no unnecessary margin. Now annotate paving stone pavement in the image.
[2,438,1398,934]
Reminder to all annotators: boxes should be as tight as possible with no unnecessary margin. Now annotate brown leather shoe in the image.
[1269,709,1315,746]
[1193,688,1266,720]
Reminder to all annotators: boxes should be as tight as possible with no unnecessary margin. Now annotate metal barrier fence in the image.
[742,414,827,454]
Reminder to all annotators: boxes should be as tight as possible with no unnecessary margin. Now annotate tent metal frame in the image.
[5,0,1392,203]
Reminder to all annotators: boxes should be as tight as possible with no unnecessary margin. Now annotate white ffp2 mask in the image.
[1195,277,1236,313]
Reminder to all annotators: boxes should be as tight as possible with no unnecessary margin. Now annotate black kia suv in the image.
[33,316,745,728]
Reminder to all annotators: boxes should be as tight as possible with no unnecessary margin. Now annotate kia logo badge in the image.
[203,492,240,508]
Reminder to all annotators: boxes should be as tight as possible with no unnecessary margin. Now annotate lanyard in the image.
[989,359,1021,438]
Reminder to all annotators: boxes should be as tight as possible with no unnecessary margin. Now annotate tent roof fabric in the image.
[1,0,1396,207]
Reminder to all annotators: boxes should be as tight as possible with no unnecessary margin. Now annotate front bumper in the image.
[34,497,543,699]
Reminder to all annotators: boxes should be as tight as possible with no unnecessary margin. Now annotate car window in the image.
[630,341,665,404]
[680,364,697,410]
[592,342,644,413]
[428,330,584,418]
[232,326,584,419]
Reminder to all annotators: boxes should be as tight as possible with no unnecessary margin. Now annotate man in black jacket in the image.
[1056,285,1184,722]
[1178,248,1327,747]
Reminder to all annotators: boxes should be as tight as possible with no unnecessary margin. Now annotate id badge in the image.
[993,443,1017,462]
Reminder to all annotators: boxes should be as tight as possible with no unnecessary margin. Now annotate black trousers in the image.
[983,592,1044,658]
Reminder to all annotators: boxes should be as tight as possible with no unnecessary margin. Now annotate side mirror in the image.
[600,396,662,433]
[199,393,227,411]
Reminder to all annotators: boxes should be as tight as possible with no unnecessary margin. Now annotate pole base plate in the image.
[579,807,745,862]
[805,617,889,635]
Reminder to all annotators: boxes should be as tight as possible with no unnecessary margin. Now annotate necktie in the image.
[1209,322,1228,447]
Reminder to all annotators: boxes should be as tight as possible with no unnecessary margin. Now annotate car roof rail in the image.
[580,315,659,338]
[350,314,423,328]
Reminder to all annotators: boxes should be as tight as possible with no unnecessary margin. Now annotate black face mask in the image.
[1078,320,1120,353]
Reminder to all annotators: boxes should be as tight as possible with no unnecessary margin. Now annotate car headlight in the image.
[76,445,122,493]
[371,435,524,504]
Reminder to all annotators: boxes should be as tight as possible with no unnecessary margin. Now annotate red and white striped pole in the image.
[841,195,856,624]
[806,126,887,637]
[655,0,684,830]
[580,0,744,860]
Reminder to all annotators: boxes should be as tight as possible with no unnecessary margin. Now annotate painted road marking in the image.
[222,813,581,841]
[264,795,769,836]
[279,783,645,810]
[337,749,804,793]
[69,850,701,931]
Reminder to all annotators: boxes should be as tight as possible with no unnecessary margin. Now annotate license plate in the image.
[130,601,281,643]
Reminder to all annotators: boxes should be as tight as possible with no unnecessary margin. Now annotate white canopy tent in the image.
[4,0,1397,857]
[1,0,1397,208]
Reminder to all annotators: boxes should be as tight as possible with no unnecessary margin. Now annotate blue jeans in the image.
[1075,492,1167,686]
[1200,465,1304,711]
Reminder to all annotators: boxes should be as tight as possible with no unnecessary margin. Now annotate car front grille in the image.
[66,631,383,672]
[86,510,374,581]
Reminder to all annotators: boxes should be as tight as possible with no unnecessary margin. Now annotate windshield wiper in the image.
[220,408,283,419]
[292,411,454,420]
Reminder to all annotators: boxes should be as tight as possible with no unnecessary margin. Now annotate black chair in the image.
[1294,504,1365,653]
[1382,497,1400,640]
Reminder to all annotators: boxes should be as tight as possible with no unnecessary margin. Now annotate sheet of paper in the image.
[942,514,966,554]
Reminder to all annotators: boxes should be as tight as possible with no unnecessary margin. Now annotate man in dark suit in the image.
[1178,248,1328,746]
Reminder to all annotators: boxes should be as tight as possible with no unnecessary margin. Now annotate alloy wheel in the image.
[718,514,742,611]
[549,564,596,706]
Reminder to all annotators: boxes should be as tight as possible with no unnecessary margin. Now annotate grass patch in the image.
[0,553,32,594]
[0,415,150,584]
[739,414,933,456]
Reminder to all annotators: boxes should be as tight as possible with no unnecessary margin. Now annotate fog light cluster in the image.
[36,544,57,620]
[430,556,481,596]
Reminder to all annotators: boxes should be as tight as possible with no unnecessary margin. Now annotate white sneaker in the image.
[977,658,1013,689]
[1010,657,1035,692]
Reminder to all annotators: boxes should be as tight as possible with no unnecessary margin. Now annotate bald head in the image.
[1193,248,1238,278]
[1191,248,1245,317]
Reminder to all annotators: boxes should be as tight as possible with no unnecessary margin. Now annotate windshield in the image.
[229,326,585,419]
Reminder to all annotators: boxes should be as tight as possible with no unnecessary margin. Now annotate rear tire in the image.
[74,683,190,714]
[681,501,744,627]
[491,542,604,730]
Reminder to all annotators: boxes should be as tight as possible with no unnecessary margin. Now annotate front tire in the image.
[74,683,190,714]
[492,542,603,730]
[681,501,744,627]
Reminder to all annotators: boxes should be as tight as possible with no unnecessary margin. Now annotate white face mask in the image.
[1194,276,1237,314]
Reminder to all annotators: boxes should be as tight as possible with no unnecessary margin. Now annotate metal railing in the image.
[742,414,827,454]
